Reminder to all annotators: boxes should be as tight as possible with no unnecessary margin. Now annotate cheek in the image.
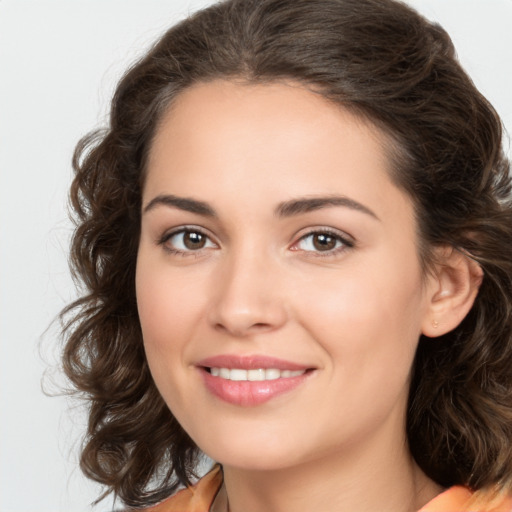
[295,263,425,440]
[135,257,199,400]
[295,250,426,374]
[136,265,201,420]
[136,257,205,347]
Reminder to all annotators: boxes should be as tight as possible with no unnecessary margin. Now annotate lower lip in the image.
[200,369,311,406]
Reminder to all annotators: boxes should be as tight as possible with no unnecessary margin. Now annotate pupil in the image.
[313,233,336,251]
[184,232,205,250]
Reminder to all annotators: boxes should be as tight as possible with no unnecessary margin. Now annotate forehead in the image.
[148,81,391,176]
[151,79,390,148]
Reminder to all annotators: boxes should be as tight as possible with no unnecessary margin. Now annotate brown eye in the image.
[183,231,206,250]
[163,229,216,253]
[312,233,337,251]
[294,230,353,255]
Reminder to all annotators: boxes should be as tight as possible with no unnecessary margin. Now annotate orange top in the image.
[144,466,512,512]
[144,467,223,512]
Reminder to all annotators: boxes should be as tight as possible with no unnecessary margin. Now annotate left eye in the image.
[164,229,216,252]
[294,232,351,253]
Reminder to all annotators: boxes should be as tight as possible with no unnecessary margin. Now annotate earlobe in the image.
[422,247,483,338]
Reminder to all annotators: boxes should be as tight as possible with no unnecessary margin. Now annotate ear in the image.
[421,247,483,338]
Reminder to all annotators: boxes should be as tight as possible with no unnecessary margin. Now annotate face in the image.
[136,80,435,471]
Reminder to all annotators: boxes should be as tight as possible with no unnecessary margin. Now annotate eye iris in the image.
[184,232,206,250]
[313,233,336,251]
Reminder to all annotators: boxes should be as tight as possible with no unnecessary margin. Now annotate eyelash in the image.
[157,227,354,257]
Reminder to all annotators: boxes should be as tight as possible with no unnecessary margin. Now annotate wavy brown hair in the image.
[62,0,512,507]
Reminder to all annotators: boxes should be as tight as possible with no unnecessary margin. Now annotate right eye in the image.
[159,228,217,255]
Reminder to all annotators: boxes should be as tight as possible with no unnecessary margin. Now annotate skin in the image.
[136,80,479,512]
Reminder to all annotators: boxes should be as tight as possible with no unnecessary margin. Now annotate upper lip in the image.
[197,354,312,371]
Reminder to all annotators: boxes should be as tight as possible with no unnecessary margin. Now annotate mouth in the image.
[197,355,315,406]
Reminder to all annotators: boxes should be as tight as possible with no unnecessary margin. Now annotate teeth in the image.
[265,368,280,380]
[230,369,247,381]
[209,367,305,381]
[248,369,265,381]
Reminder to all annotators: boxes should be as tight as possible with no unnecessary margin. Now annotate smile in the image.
[208,368,306,381]
[197,355,314,406]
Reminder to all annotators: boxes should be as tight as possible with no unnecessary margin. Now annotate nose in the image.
[208,250,288,337]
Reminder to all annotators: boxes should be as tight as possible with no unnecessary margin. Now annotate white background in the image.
[0,1,511,511]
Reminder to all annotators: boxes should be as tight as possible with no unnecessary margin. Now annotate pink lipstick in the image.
[197,355,313,406]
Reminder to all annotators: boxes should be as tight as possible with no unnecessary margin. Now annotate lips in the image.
[197,355,314,406]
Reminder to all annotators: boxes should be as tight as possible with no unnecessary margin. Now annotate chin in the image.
[199,434,306,472]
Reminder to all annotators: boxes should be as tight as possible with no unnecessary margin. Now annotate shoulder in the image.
[418,486,512,512]
[138,466,223,512]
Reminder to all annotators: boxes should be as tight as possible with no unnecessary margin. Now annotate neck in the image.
[216,416,442,512]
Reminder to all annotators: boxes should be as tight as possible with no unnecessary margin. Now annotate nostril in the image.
[253,322,272,329]
[213,320,274,336]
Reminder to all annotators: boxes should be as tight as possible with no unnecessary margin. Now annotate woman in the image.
[62,0,512,510]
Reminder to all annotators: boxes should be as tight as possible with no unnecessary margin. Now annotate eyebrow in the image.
[276,196,379,220]
[143,194,217,217]
[143,193,379,220]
